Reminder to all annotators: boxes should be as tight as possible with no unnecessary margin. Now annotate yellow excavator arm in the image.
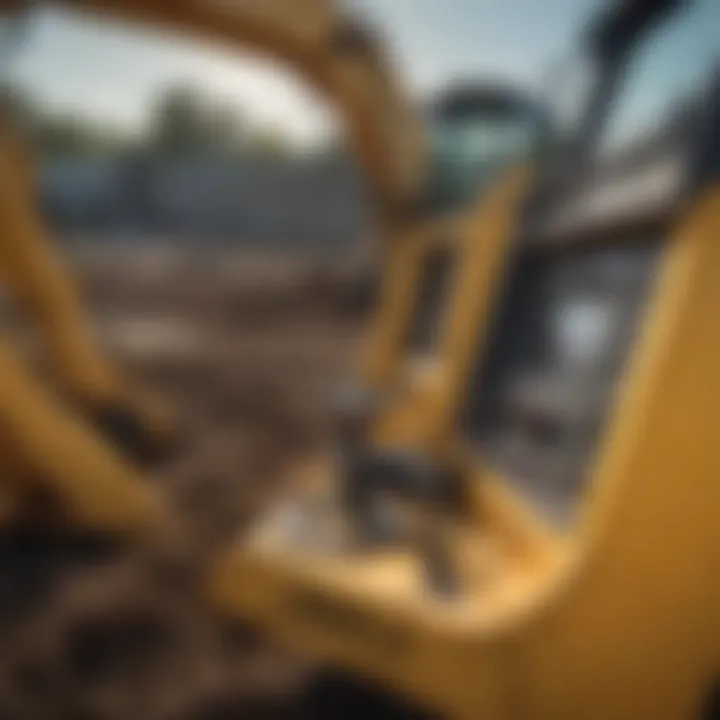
[0,0,428,527]
[2,0,428,220]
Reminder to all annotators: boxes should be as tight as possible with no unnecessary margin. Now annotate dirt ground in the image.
[0,244,369,720]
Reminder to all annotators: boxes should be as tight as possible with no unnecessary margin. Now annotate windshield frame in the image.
[530,0,686,201]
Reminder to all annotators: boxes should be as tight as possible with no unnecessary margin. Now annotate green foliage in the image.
[36,115,130,156]
[3,82,131,156]
[147,84,209,154]
[146,83,291,157]
[5,81,317,160]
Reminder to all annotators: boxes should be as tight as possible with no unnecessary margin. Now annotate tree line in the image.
[5,82,296,158]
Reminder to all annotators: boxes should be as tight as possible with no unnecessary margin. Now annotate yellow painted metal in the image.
[370,169,530,449]
[212,188,720,720]
[0,121,124,406]
[359,225,429,388]
[360,212,464,390]
[517,187,720,720]
[211,188,720,719]
[1,2,716,718]
[0,336,166,532]
[0,114,179,475]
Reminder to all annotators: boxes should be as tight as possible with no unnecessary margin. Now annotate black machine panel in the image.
[406,246,455,356]
[459,0,719,525]
[463,240,661,524]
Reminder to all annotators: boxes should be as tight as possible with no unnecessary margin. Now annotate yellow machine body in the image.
[365,170,530,450]
[1,1,718,719]
[212,186,720,719]
[0,90,178,452]
[208,2,720,718]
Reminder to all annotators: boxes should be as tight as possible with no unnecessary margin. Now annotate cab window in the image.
[428,110,537,213]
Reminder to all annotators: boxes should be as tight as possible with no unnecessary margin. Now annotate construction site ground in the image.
[0,243,368,720]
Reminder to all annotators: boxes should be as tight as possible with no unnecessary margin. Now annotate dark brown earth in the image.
[0,245,370,720]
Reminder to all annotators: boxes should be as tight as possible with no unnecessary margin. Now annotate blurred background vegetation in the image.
[7,81,297,159]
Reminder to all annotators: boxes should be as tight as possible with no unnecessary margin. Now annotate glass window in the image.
[462,244,661,525]
[428,113,537,212]
[600,0,719,157]
[545,51,600,147]
[551,296,617,372]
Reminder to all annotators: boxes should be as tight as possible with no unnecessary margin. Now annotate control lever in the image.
[341,449,464,597]
[416,510,462,599]
[331,379,383,449]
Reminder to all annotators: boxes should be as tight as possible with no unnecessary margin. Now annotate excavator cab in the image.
[212,1,720,717]
[425,83,542,215]
[344,81,545,451]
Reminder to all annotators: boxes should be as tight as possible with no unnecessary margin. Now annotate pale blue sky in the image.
[0,0,640,145]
